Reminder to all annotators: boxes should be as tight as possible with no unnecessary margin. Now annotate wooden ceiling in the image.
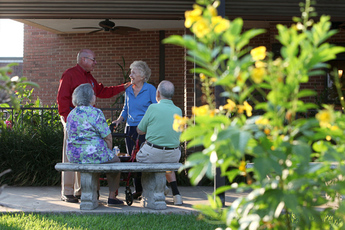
[1,0,345,33]
[0,0,345,21]
[227,0,345,21]
[0,0,193,20]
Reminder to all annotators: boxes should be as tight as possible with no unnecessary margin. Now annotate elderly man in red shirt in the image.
[57,49,131,203]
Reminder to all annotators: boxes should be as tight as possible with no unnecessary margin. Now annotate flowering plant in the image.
[164,0,345,229]
[0,64,38,109]
[0,63,39,128]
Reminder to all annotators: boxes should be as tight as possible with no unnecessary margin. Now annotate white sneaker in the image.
[173,194,183,205]
[164,185,170,196]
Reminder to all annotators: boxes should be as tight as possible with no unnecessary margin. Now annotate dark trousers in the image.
[125,126,146,156]
[125,125,145,193]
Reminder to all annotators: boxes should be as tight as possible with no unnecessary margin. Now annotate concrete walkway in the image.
[0,186,247,214]
[0,186,339,214]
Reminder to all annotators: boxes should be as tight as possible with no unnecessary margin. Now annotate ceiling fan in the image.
[72,19,140,35]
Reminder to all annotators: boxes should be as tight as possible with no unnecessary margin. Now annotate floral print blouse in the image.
[66,106,115,164]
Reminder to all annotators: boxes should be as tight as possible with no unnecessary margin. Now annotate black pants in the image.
[125,125,146,156]
[125,125,145,193]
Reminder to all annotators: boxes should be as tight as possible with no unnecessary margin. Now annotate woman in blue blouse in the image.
[113,60,157,197]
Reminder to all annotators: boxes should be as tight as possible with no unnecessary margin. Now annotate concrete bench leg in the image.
[80,172,98,210]
[140,172,166,210]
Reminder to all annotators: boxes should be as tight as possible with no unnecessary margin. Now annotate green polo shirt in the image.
[138,99,182,148]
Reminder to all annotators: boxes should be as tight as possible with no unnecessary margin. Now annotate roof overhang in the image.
[1,0,345,34]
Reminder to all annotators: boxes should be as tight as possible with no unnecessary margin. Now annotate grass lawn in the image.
[0,213,225,230]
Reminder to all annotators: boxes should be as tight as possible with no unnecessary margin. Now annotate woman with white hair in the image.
[113,60,157,198]
[66,83,123,206]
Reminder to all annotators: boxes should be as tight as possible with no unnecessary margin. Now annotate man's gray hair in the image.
[158,80,174,99]
[72,83,94,106]
[77,49,93,63]
[130,61,151,82]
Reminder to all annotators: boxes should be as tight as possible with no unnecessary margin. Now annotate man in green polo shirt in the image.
[136,80,183,205]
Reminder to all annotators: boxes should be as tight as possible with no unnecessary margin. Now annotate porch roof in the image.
[0,1,345,33]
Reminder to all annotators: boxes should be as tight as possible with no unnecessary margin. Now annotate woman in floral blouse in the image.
[66,83,123,206]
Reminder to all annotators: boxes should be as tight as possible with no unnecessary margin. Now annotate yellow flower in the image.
[209,109,218,117]
[296,22,304,31]
[207,5,218,17]
[210,77,217,83]
[316,109,335,128]
[239,161,246,172]
[237,101,252,117]
[244,101,253,117]
[184,4,203,28]
[173,114,189,132]
[193,18,211,38]
[223,99,236,111]
[330,125,339,131]
[255,117,269,125]
[264,128,270,135]
[211,16,230,34]
[200,73,206,80]
[273,58,282,66]
[326,135,332,141]
[251,67,266,84]
[192,105,209,116]
[237,105,244,114]
[255,61,266,68]
[250,46,266,61]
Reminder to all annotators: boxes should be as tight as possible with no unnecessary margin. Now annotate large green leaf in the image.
[180,125,208,141]
[236,28,266,51]
[253,157,282,181]
[182,152,212,185]
[296,89,317,98]
[162,34,197,50]
[218,126,251,154]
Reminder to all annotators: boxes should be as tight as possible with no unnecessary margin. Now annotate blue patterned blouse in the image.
[66,106,115,164]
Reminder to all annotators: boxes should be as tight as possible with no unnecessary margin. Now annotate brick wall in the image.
[23,25,186,117]
[23,22,345,119]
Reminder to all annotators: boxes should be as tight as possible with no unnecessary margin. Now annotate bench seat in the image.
[55,162,182,210]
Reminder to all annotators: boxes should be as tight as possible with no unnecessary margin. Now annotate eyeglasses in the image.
[84,57,96,62]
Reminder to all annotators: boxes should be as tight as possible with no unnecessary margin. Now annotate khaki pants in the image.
[61,116,81,196]
[136,143,181,163]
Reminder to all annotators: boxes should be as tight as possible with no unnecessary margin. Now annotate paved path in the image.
[0,186,339,214]
[0,186,247,214]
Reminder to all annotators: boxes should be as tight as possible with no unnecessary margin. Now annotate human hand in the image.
[112,119,121,128]
[124,82,132,89]
[113,155,121,163]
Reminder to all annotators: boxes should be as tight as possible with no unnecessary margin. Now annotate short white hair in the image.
[77,49,93,63]
[130,61,151,82]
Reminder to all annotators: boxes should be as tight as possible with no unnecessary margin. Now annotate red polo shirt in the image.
[57,64,125,121]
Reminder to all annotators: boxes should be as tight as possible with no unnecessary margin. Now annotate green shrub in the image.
[164,0,345,229]
[0,124,63,186]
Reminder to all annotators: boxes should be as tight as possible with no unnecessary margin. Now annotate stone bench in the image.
[55,162,182,210]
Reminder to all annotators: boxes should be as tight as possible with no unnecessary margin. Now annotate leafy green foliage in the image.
[0,63,39,110]
[165,0,345,229]
[0,119,63,186]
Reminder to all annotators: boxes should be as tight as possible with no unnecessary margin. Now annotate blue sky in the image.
[0,19,23,57]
